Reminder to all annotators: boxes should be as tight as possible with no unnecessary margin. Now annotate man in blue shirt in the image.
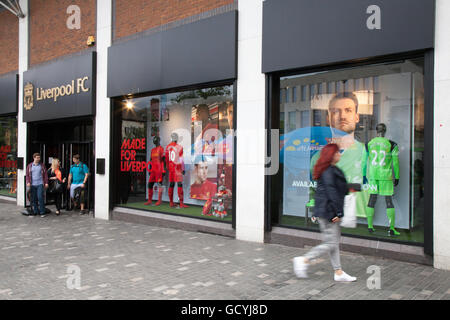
[25,153,48,217]
[67,154,89,214]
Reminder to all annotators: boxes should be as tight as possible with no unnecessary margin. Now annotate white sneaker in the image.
[293,256,308,278]
[334,271,357,282]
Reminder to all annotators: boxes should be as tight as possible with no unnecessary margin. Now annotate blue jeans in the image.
[31,184,46,214]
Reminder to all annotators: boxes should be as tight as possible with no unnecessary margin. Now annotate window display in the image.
[115,85,234,222]
[0,116,18,198]
[277,58,425,243]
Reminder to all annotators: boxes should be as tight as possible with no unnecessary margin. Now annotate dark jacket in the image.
[47,167,67,182]
[314,165,349,221]
[26,162,48,185]
[47,167,67,191]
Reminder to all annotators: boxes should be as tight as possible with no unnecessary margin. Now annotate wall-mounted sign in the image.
[0,73,18,116]
[262,0,435,73]
[23,52,96,122]
[107,11,237,98]
[35,76,89,102]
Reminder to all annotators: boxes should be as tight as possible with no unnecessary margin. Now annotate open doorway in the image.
[27,118,95,213]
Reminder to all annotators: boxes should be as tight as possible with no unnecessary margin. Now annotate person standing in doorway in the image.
[25,153,48,217]
[294,143,357,282]
[67,154,89,215]
[47,158,66,215]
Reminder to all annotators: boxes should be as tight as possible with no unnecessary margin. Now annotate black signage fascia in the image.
[23,52,96,122]
[0,73,19,116]
[107,10,237,98]
[262,0,435,73]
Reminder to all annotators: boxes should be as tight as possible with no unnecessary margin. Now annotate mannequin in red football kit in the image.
[165,132,189,208]
[145,136,165,206]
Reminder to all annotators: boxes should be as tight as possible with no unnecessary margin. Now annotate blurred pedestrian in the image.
[293,143,357,282]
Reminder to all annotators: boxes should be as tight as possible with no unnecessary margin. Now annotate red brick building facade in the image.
[114,0,234,40]
[0,9,19,75]
[1,0,235,72]
[29,0,97,67]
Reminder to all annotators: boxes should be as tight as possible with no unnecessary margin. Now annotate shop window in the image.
[301,85,307,101]
[364,77,372,91]
[326,82,333,94]
[0,116,18,198]
[292,87,297,103]
[280,112,285,131]
[309,84,315,100]
[276,58,425,244]
[317,83,323,95]
[313,110,322,127]
[288,111,296,132]
[114,85,234,222]
[300,111,310,128]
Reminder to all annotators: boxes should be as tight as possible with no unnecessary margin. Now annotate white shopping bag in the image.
[340,193,357,228]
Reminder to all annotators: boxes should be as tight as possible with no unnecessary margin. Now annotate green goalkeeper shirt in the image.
[366,137,400,181]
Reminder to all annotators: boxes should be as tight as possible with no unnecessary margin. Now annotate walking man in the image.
[67,154,90,215]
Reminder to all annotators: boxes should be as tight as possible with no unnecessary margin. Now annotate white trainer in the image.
[293,256,308,278]
[334,271,357,282]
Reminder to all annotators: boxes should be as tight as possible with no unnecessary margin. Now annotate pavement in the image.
[0,200,449,300]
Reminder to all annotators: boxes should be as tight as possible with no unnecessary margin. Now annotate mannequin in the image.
[145,136,165,206]
[165,132,189,208]
[366,123,400,236]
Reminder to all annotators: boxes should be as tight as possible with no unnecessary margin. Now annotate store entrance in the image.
[28,118,95,212]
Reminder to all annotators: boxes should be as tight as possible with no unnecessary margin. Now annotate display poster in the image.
[190,155,218,200]
[191,103,219,200]
[190,101,233,202]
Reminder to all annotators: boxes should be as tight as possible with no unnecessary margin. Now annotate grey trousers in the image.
[304,218,342,270]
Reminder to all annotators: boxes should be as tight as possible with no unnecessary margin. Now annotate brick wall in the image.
[0,10,19,75]
[114,0,235,40]
[29,0,96,67]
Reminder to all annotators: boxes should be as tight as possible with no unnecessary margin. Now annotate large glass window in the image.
[277,58,425,244]
[0,116,18,198]
[114,85,234,222]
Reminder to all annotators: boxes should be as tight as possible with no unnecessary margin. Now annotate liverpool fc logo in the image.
[24,82,34,110]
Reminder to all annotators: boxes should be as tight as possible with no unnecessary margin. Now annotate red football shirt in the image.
[150,146,165,173]
[190,180,218,200]
[165,142,184,172]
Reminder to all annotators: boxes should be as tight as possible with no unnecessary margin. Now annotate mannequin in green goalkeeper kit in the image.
[366,123,400,236]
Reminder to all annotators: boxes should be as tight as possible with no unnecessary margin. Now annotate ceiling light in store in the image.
[125,100,134,110]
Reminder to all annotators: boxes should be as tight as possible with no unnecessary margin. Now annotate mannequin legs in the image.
[366,194,400,235]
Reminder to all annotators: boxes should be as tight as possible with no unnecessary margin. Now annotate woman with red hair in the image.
[293,143,357,282]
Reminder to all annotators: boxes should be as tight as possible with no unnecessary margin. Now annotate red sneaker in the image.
[169,202,176,207]
[179,203,189,208]
[154,200,162,206]
[144,200,152,206]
